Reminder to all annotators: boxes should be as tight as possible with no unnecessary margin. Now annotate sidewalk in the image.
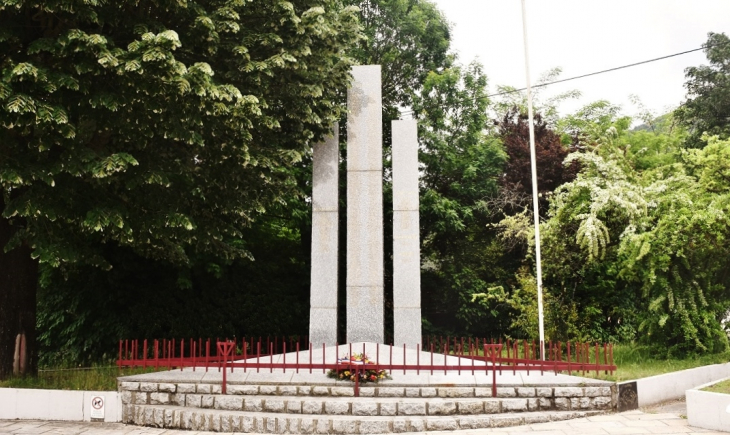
[1,410,726,435]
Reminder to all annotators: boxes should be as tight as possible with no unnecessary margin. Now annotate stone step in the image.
[124,403,605,433]
[120,380,615,400]
[121,382,615,419]
[137,393,612,416]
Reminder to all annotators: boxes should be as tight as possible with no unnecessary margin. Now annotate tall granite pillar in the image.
[309,124,339,347]
[346,66,384,343]
[392,120,421,348]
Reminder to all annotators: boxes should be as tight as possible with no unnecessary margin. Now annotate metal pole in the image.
[521,0,546,360]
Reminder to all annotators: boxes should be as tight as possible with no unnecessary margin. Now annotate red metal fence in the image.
[117,336,616,397]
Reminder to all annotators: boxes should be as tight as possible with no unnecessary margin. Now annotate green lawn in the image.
[701,378,730,394]
[0,365,161,391]
[585,344,730,382]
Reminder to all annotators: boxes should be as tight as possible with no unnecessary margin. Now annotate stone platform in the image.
[118,343,616,434]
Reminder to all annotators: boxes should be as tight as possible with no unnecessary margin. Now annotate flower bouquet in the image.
[327,352,391,383]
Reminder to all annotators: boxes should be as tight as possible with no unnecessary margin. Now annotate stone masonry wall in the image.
[119,382,616,420]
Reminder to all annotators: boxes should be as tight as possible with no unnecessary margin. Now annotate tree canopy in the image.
[675,32,730,148]
[542,134,730,354]
[1,0,360,267]
[0,0,362,378]
[349,0,451,109]
[412,62,513,336]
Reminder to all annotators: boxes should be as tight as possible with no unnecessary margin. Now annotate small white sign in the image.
[90,395,105,420]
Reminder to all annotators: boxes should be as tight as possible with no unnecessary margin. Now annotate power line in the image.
[487,44,718,98]
[399,41,725,116]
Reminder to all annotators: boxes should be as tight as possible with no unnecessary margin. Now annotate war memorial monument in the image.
[308,65,422,348]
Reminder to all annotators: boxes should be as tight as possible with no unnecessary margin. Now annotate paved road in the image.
[1,408,726,435]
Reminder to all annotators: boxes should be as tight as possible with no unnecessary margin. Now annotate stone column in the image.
[392,120,421,348]
[346,65,384,343]
[309,124,339,347]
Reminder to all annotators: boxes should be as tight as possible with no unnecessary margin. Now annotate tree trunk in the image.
[0,194,39,379]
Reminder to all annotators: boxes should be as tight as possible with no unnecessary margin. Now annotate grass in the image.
[584,344,730,382]
[701,378,730,394]
[465,342,730,382]
[0,365,164,391]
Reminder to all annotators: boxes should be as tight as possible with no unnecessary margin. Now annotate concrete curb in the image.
[3,362,730,425]
[686,376,730,432]
[0,388,121,422]
[619,362,730,407]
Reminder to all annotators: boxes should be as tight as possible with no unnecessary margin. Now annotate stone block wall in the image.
[119,381,617,419]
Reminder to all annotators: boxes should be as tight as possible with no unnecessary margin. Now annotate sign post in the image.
[90,395,105,421]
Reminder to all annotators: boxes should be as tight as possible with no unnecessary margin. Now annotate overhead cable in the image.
[487,42,727,98]
[399,40,728,116]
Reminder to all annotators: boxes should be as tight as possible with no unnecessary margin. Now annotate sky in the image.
[429,0,730,121]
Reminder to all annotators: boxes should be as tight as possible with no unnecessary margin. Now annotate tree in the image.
[37,225,312,366]
[557,100,632,148]
[23,0,456,362]
[675,32,730,148]
[411,62,511,336]
[542,133,730,353]
[496,108,578,210]
[349,0,451,109]
[0,0,361,378]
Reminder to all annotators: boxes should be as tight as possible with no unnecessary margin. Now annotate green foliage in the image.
[543,134,730,354]
[37,218,311,366]
[469,267,594,342]
[557,100,632,147]
[552,151,647,262]
[502,268,571,341]
[0,0,362,370]
[415,62,506,244]
[675,32,730,148]
[349,0,452,108]
[621,128,684,171]
[0,0,362,270]
[412,62,512,336]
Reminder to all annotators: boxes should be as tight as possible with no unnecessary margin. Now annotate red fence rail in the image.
[116,337,616,396]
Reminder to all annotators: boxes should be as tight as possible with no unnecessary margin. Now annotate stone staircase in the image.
[119,381,616,433]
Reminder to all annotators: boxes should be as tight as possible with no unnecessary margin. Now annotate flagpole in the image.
[521,0,546,360]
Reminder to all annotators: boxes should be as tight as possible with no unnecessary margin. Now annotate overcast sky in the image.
[429,0,730,120]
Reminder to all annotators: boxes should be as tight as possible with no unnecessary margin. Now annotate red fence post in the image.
[205,339,210,372]
[217,340,235,395]
[114,336,616,383]
[353,365,360,398]
[482,344,501,398]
